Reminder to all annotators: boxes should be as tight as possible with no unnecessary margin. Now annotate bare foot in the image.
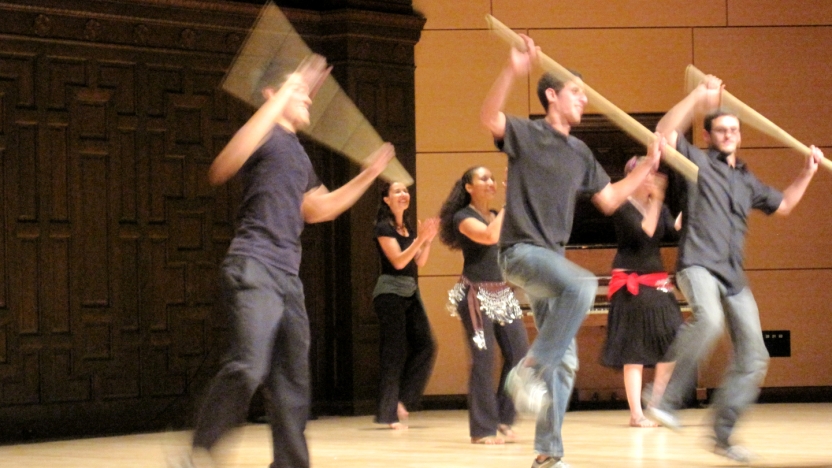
[630,416,659,428]
[498,424,517,443]
[397,402,409,422]
[388,422,408,430]
[471,435,505,445]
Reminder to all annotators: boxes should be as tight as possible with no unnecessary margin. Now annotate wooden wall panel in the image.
[529,29,693,113]
[15,123,38,221]
[742,148,832,270]
[412,0,490,30]
[415,30,529,153]
[0,0,267,439]
[79,153,110,307]
[415,152,508,276]
[693,27,832,149]
[492,0,726,28]
[749,270,832,387]
[421,276,471,395]
[46,239,70,333]
[728,0,832,26]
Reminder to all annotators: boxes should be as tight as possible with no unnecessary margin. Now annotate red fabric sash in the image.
[607,270,670,299]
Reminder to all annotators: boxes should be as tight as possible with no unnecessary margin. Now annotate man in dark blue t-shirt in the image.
[481,35,662,468]
[173,56,393,468]
[649,74,824,463]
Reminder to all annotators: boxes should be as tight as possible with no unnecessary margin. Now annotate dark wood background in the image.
[0,0,423,442]
[568,113,687,247]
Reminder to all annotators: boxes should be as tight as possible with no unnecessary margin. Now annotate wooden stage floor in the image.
[1,403,831,468]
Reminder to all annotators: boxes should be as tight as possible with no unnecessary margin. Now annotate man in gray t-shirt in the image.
[649,74,824,463]
[481,35,661,468]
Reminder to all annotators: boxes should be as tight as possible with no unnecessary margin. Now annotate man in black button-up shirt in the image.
[647,74,824,463]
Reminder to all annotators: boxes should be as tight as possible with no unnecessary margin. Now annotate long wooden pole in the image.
[686,64,832,173]
[485,15,699,182]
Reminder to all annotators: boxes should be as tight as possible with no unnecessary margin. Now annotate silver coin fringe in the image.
[446,280,524,350]
[446,281,467,317]
[476,285,524,325]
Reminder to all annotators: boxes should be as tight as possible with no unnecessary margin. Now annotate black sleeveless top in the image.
[612,201,679,273]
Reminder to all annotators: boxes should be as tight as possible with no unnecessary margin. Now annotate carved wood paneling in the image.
[0,0,423,440]
[0,1,255,440]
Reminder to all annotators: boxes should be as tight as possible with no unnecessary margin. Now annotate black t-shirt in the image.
[375,221,418,278]
[612,201,679,273]
[453,206,503,282]
[497,116,610,254]
[675,135,782,294]
[227,125,321,275]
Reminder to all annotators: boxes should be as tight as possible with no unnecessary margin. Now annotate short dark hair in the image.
[536,70,583,112]
[249,58,290,104]
[704,110,740,133]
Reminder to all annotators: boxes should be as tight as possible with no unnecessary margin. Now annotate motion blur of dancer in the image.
[649,74,824,463]
[171,56,394,468]
[480,33,662,468]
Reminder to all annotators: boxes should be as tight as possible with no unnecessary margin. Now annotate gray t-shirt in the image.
[675,135,783,295]
[497,116,610,254]
[227,124,322,275]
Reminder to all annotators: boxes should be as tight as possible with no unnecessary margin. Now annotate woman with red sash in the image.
[601,157,683,427]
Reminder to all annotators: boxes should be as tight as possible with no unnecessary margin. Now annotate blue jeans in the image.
[499,244,597,457]
[660,266,769,445]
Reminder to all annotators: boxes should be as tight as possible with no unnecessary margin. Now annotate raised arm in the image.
[208,56,329,186]
[655,75,723,149]
[458,208,505,245]
[377,218,439,270]
[302,143,394,223]
[639,172,668,238]
[776,145,824,215]
[208,80,300,185]
[481,34,538,140]
[592,135,663,215]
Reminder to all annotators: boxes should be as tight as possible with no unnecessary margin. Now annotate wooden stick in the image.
[686,64,832,173]
[485,15,699,182]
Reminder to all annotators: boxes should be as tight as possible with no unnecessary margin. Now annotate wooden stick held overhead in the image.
[485,14,699,183]
[685,64,832,173]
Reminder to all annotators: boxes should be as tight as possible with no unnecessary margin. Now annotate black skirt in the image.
[601,286,684,368]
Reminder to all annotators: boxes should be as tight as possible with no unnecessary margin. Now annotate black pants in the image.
[373,291,436,423]
[193,255,310,468]
[457,289,529,438]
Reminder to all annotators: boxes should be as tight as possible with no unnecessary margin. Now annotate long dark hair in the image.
[376,181,412,231]
[438,166,481,251]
